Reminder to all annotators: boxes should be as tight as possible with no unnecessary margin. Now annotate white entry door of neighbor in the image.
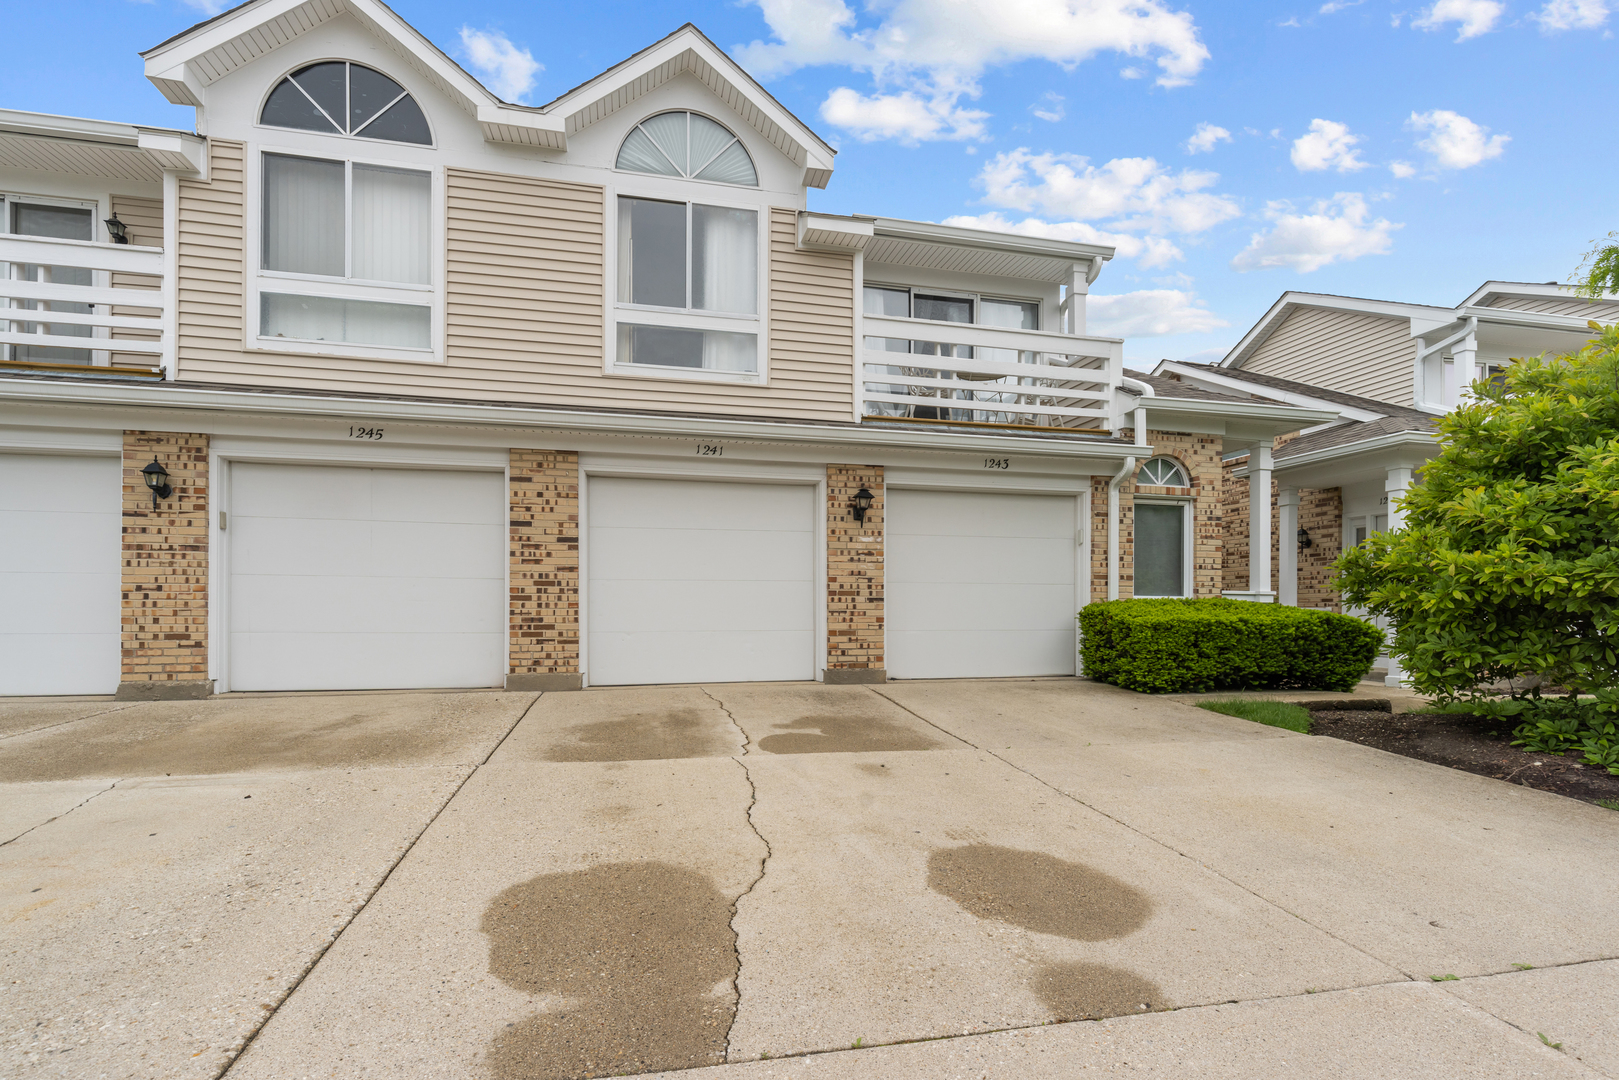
[0,453,121,696]
[887,488,1081,679]
[586,476,816,686]
[227,462,506,692]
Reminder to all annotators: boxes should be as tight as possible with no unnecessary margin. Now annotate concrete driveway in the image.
[2,681,1616,1079]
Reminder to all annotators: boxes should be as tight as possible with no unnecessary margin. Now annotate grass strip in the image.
[1197,698,1313,734]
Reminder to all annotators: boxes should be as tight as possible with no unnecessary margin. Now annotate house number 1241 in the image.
[695,444,724,456]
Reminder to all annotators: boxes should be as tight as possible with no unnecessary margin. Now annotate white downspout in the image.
[1107,379,1153,600]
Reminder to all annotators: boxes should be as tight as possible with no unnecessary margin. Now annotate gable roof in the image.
[140,1,835,184]
[1219,290,1450,370]
[1169,362,1433,421]
[1121,369,1272,403]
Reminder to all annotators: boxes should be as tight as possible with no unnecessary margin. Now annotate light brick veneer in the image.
[508,449,581,690]
[826,464,885,682]
[1299,487,1343,610]
[119,431,210,699]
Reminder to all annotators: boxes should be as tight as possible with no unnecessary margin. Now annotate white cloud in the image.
[974,148,1241,234]
[1087,289,1230,337]
[1407,109,1509,168]
[1389,160,1418,178]
[1185,122,1232,154]
[1412,0,1505,39]
[944,212,1186,266]
[459,27,541,102]
[179,0,229,12]
[1290,119,1368,172]
[1320,0,1364,12]
[1533,0,1610,29]
[820,87,989,142]
[1031,93,1066,123]
[1120,66,1147,78]
[737,0,1209,142]
[1230,193,1400,273]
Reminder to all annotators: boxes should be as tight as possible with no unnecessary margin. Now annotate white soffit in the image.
[0,134,163,182]
[0,113,204,181]
[798,213,872,253]
[542,27,836,187]
[862,218,1110,284]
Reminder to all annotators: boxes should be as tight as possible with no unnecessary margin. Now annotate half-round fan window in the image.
[261,62,432,145]
[1137,458,1189,486]
[616,111,757,186]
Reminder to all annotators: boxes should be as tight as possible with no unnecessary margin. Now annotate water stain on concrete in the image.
[543,709,735,762]
[855,763,894,778]
[481,861,737,1080]
[1033,961,1168,1020]
[756,714,941,755]
[927,844,1153,941]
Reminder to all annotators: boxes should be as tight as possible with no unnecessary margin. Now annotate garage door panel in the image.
[893,489,1076,538]
[888,629,1076,681]
[589,579,814,634]
[234,518,504,579]
[888,534,1076,585]
[0,454,121,696]
[588,527,814,582]
[228,631,504,692]
[888,582,1078,632]
[0,455,119,513]
[232,575,505,635]
[229,463,505,691]
[589,630,813,686]
[588,478,814,532]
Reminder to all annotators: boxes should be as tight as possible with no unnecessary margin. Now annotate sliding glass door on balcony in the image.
[3,200,95,365]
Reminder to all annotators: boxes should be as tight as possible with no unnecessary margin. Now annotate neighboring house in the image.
[1151,283,1611,680]
[0,0,1329,698]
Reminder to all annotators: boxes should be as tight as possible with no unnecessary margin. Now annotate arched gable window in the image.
[1137,457,1190,487]
[616,111,757,186]
[261,62,432,145]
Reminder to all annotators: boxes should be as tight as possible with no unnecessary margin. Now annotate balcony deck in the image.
[1,234,168,377]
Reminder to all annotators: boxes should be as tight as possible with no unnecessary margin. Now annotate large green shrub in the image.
[1335,322,1619,714]
[1078,598,1383,694]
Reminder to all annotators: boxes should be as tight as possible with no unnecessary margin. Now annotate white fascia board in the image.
[476,106,567,150]
[136,129,207,176]
[868,217,1114,264]
[0,109,148,145]
[1139,395,1338,431]
[0,379,1145,462]
[1221,291,1452,368]
[1250,429,1439,476]
[1411,305,1609,339]
[1459,280,1615,307]
[1156,361,1386,422]
[798,212,872,253]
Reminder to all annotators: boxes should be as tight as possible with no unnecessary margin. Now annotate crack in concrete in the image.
[724,753,773,1063]
[215,692,543,1079]
[866,686,1409,984]
[1,778,123,847]
[0,702,144,743]
[702,685,751,755]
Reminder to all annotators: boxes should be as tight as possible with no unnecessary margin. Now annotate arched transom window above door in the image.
[1137,457,1190,487]
[261,62,432,145]
[616,111,758,186]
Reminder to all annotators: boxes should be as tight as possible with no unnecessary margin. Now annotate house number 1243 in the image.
[983,458,1011,470]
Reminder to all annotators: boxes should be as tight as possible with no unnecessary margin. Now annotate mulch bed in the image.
[1303,704,1619,806]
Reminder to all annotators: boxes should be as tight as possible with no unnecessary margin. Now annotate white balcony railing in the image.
[1,235,167,374]
[860,313,1123,431]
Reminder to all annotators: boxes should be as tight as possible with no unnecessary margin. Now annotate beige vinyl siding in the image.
[1488,295,1619,321]
[175,159,856,421]
[109,194,163,368]
[176,139,247,372]
[1242,306,1414,407]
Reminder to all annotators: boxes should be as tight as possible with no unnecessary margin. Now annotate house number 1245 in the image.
[348,426,384,440]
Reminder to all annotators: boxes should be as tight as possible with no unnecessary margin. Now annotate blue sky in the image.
[8,0,1613,365]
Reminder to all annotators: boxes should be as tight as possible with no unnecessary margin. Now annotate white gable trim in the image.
[1155,361,1388,422]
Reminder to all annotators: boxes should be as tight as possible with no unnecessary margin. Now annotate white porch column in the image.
[1277,486,1299,607]
[1064,262,1089,335]
[1250,442,1273,598]
[1383,466,1414,686]
[1452,329,1479,403]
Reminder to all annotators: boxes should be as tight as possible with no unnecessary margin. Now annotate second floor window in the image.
[259,152,431,351]
[615,196,759,374]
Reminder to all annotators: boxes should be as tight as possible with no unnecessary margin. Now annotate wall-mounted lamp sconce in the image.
[104,213,129,245]
[1297,526,1313,553]
[850,486,875,524]
[141,457,172,508]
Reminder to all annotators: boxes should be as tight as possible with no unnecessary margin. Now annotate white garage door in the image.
[888,489,1080,679]
[587,477,815,686]
[228,463,505,692]
[0,453,121,696]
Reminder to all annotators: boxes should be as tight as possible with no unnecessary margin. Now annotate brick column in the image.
[508,449,581,690]
[826,464,885,683]
[118,431,210,700]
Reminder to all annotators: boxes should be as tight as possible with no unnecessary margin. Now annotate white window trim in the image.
[604,178,770,386]
[1136,456,1190,487]
[862,281,1047,333]
[613,110,758,187]
[256,59,438,150]
[1,191,113,366]
[243,141,445,365]
[1132,494,1194,599]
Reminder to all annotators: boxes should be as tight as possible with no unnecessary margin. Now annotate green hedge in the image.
[1078,598,1383,694]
